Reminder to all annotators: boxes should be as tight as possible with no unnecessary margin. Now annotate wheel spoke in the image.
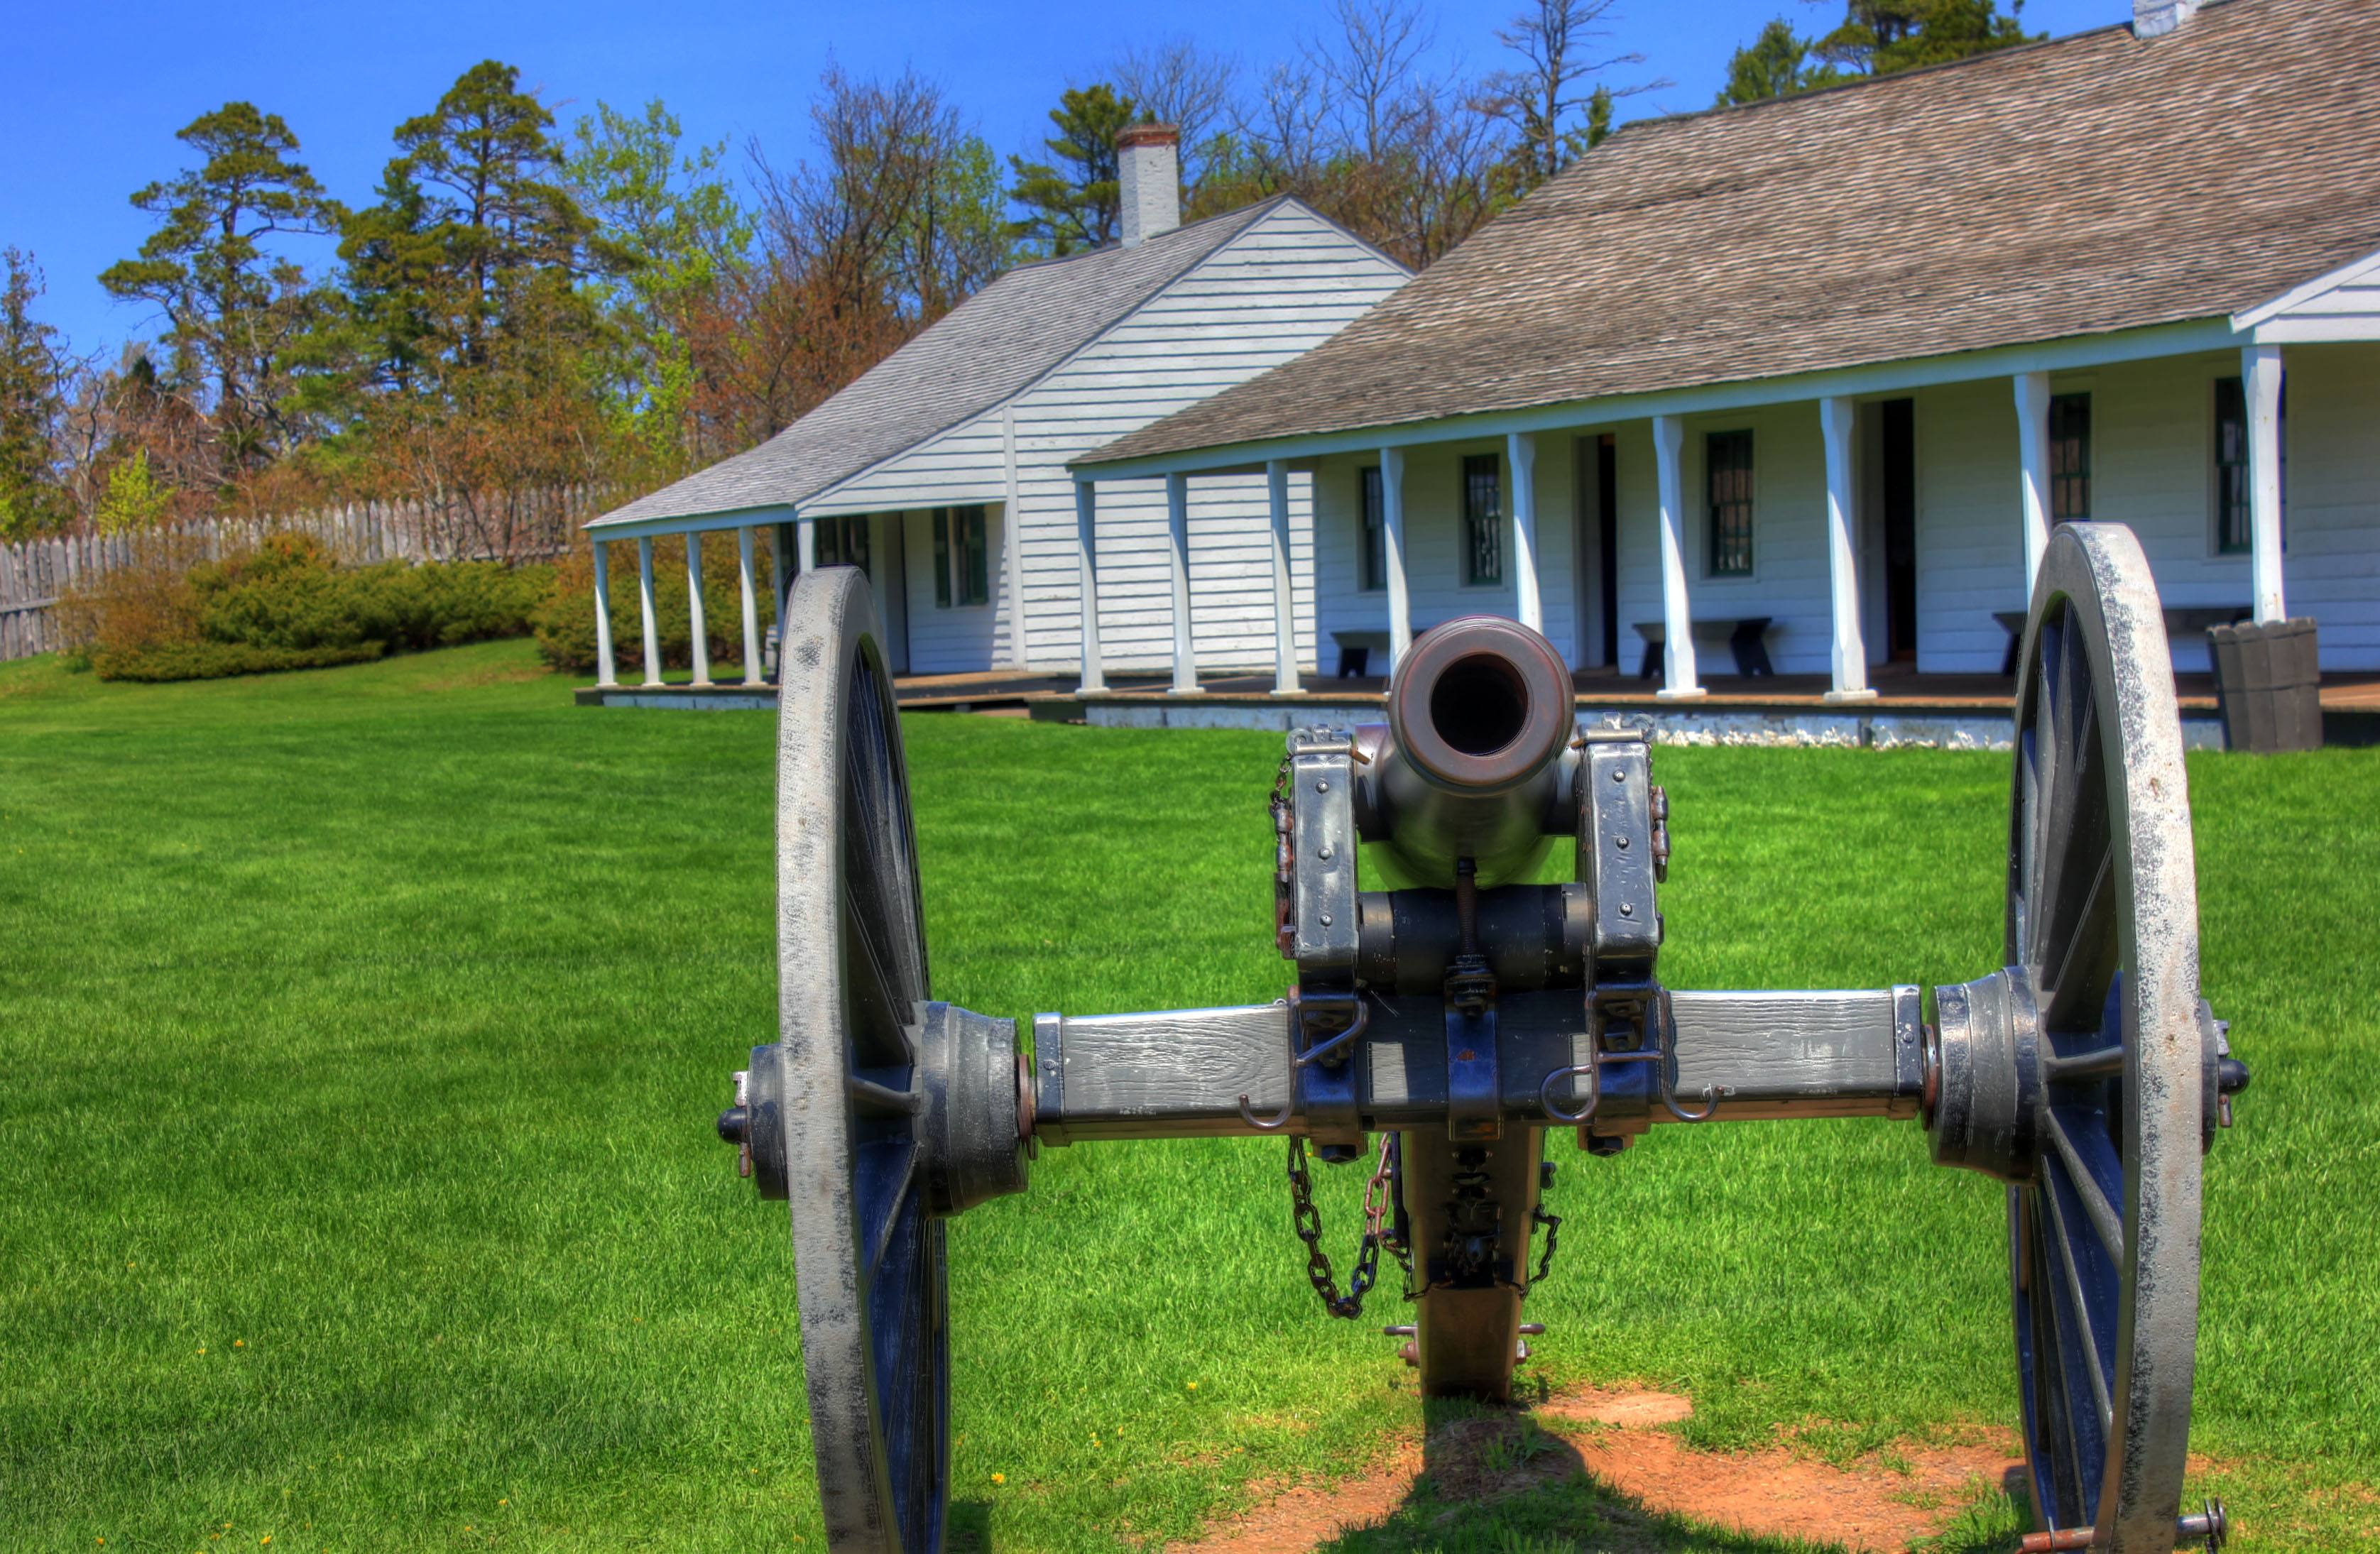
[2043,1105,2126,1264]
[860,1134,920,1277]
[2040,1159,2117,1438]
[2043,842,2119,1036]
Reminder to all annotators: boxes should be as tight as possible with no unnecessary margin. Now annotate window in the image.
[932,505,990,607]
[1358,466,1387,591]
[813,515,870,574]
[1461,454,1502,586]
[1705,429,1754,576]
[2212,376,2286,556]
[2049,393,2090,522]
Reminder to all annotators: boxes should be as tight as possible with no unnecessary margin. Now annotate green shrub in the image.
[79,532,552,682]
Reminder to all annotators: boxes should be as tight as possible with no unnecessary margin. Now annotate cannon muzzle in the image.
[1356,615,1576,889]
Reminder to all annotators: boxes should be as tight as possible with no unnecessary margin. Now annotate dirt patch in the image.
[1170,1385,2025,1554]
[1172,1438,1424,1554]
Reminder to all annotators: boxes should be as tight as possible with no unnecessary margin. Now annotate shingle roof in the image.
[587,199,1286,530]
[1081,0,2380,469]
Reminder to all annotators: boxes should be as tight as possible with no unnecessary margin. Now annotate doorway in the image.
[1881,400,1917,662]
[1576,433,1618,667]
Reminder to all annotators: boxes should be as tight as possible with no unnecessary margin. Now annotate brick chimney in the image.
[1116,124,1181,248]
[2134,0,2201,36]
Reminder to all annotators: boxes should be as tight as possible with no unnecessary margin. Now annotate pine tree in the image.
[97,102,343,477]
[1009,85,1139,256]
[0,249,67,538]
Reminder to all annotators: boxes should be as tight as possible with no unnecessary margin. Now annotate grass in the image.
[0,640,2373,1553]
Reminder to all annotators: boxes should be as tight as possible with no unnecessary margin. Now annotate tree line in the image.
[0,0,2028,545]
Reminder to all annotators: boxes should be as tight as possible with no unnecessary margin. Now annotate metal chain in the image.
[1286,1134,1381,1319]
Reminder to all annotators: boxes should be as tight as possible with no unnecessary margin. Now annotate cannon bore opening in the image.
[1430,653,1532,756]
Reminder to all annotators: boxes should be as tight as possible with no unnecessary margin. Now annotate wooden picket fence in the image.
[0,486,616,662]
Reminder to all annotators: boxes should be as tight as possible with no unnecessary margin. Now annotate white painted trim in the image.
[1652,415,1704,699]
[1076,317,2247,481]
[591,538,618,688]
[1075,481,1106,693]
[685,531,713,686]
[1508,432,1543,635]
[1000,405,1030,669]
[1165,472,1200,694]
[587,504,799,543]
[1382,446,1412,674]
[797,518,817,574]
[2231,247,2380,332]
[636,537,662,689]
[2014,372,2053,593]
[2244,344,2286,623]
[1818,398,1875,701]
[737,526,762,684]
[1267,459,1297,695]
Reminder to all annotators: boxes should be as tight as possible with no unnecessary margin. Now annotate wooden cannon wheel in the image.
[1999,522,2216,1553]
[773,565,949,1554]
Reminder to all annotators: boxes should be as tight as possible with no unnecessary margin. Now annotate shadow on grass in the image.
[1298,1397,2031,1554]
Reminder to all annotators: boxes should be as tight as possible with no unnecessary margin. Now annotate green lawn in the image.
[0,641,2371,1553]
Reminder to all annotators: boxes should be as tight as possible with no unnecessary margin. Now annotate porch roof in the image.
[1078,0,2380,473]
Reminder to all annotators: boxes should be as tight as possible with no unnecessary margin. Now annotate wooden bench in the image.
[1329,629,1390,677]
[1633,618,1774,678]
[1993,606,2249,676]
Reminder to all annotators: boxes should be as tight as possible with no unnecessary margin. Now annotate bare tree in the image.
[1303,0,1443,162]
[1109,38,1240,187]
[1480,0,1668,185]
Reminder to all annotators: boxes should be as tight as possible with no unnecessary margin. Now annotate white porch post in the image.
[1165,472,1199,694]
[1000,405,1032,669]
[2244,344,2288,623]
[1652,415,1704,699]
[1267,459,1298,696]
[1819,397,1876,701]
[685,531,712,686]
[736,526,761,684]
[1382,446,1412,674]
[1074,479,1106,694]
[797,517,817,574]
[1507,432,1543,635]
[2014,371,2053,595]
[635,535,662,688]
[591,538,618,688]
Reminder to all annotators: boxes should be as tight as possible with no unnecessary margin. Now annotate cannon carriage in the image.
[715,522,2247,1554]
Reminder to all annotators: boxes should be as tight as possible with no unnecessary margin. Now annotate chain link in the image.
[1532,1203,1563,1286]
[1286,1134,1382,1319]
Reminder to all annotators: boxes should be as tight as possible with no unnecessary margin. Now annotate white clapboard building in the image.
[581,126,1409,688]
[1075,0,2380,699]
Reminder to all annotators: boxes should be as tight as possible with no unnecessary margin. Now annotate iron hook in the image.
[1661,1083,1727,1123]
[1539,1060,1600,1124]
[1293,999,1371,1068]
[1239,1093,1294,1132]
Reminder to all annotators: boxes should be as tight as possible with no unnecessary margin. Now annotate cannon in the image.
[715,522,2249,1554]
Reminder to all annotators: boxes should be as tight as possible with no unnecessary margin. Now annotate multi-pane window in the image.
[2213,376,2252,554]
[2049,393,2090,522]
[1461,454,1502,586]
[1706,430,1754,576]
[2214,376,2286,557]
[932,505,990,607]
[814,515,870,574]
[1359,466,1387,591]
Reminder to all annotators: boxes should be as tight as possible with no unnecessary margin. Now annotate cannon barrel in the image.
[1353,615,1577,888]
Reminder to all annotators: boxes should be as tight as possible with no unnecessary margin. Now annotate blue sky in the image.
[8,0,2124,357]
